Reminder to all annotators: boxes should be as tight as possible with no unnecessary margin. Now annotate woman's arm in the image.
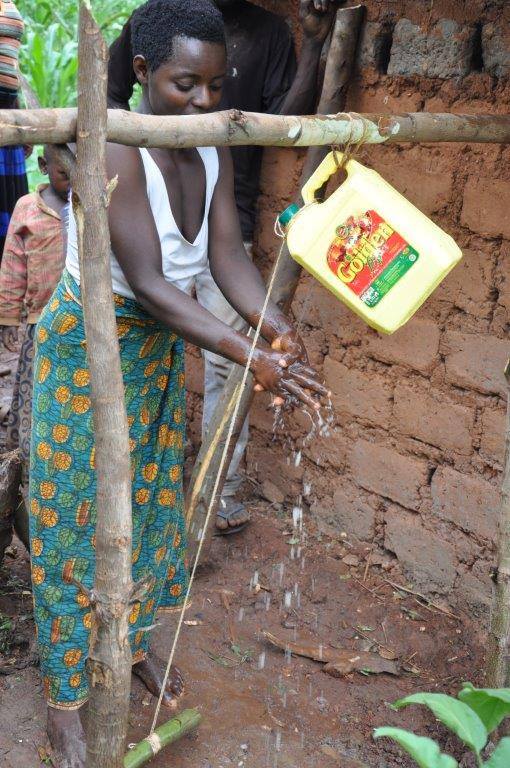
[106,144,323,404]
[208,148,293,339]
[208,148,308,356]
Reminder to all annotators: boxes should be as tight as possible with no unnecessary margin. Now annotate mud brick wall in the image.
[186,0,510,618]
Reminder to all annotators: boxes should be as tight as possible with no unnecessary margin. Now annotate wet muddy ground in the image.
[1,508,486,768]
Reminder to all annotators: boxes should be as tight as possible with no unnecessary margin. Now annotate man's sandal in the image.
[214,500,251,536]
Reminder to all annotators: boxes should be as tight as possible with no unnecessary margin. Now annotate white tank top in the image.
[66,146,219,298]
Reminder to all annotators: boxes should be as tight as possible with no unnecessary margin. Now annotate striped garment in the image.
[0,186,64,325]
[0,0,23,94]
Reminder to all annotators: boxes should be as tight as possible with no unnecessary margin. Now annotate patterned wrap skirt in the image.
[29,269,188,709]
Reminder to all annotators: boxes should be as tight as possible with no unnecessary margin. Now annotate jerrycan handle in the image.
[301,150,352,205]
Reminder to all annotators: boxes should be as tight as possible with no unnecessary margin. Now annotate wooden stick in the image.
[74,5,133,768]
[185,4,365,562]
[123,709,202,768]
[487,360,510,686]
[0,107,509,148]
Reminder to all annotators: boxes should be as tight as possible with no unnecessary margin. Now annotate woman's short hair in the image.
[131,0,226,72]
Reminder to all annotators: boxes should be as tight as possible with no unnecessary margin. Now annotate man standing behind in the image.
[108,0,342,534]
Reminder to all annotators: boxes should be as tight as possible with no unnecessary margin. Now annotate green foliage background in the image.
[17,1,140,187]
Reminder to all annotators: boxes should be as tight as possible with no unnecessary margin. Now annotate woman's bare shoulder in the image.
[106,142,144,184]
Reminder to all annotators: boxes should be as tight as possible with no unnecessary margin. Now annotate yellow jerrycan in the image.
[280,152,462,334]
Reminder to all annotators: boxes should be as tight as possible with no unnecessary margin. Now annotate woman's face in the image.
[134,37,227,116]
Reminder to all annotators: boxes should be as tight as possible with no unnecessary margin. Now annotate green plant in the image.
[374,684,510,767]
[18,0,141,188]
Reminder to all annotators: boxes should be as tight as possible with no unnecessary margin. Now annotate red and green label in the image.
[326,210,419,307]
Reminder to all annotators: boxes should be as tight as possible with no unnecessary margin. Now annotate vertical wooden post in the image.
[185,5,365,560]
[74,4,133,767]
[487,362,510,687]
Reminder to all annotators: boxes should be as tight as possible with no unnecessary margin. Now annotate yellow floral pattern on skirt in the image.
[29,270,187,709]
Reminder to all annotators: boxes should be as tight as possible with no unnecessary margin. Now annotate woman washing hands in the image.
[28,2,326,764]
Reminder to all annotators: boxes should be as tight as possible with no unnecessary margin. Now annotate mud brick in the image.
[453,571,492,620]
[480,407,506,466]
[304,428,349,471]
[482,23,510,78]
[434,248,493,319]
[255,208,282,258]
[442,331,510,397]
[312,486,375,540]
[388,18,475,78]
[365,318,440,374]
[350,440,428,511]
[259,147,301,199]
[323,358,393,427]
[348,84,423,114]
[247,444,303,500]
[369,156,453,216]
[394,383,474,455]
[431,466,500,541]
[358,21,392,70]
[496,242,510,311]
[461,178,510,239]
[295,281,367,345]
[385,507,457,593]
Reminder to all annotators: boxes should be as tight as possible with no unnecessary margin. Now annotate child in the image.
[0,146,70,548]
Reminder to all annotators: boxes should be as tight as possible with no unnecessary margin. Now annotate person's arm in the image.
[106,144,324,404]
[209,148,298,344]
[265,0,343,117]
[208,148,327,403]
[107,17,137,110]
[0,209,27,351]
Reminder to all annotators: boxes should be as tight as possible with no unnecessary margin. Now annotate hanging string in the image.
[149,237,288,734]
[148,117,371,733]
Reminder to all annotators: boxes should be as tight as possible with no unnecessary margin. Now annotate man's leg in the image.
[195,250,253,532]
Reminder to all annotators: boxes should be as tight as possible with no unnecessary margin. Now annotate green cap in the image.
[278,203,300,229]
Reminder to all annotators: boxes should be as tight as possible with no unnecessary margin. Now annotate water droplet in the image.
[294,450,302,467]
[275,731,282,752]
[284,591,292,609]
[238,607,244,623]
[258,652,266,670]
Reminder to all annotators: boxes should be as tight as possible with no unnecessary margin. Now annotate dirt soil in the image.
[0,343,487,768]
[0,509,486,768]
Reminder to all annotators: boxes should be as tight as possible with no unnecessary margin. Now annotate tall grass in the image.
[17,0,140,186]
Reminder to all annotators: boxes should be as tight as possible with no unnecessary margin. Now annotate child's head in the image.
[131,0,226,117]
[38,147,71,202]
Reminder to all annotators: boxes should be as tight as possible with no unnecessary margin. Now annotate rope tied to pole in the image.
[148,239,288,734]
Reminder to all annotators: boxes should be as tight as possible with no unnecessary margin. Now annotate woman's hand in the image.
[271,329,309,367]
[1,326,18,352]
[251,346,329,411]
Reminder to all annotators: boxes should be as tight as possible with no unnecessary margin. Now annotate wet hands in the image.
[299,0,346,44]
[252,335,329,413]
[0,325,18,352]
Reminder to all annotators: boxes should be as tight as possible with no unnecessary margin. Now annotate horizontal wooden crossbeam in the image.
[0,108,509,147]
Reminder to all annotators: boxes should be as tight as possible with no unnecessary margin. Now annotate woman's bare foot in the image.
[132,652,184,709]
[47,706,86,768]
